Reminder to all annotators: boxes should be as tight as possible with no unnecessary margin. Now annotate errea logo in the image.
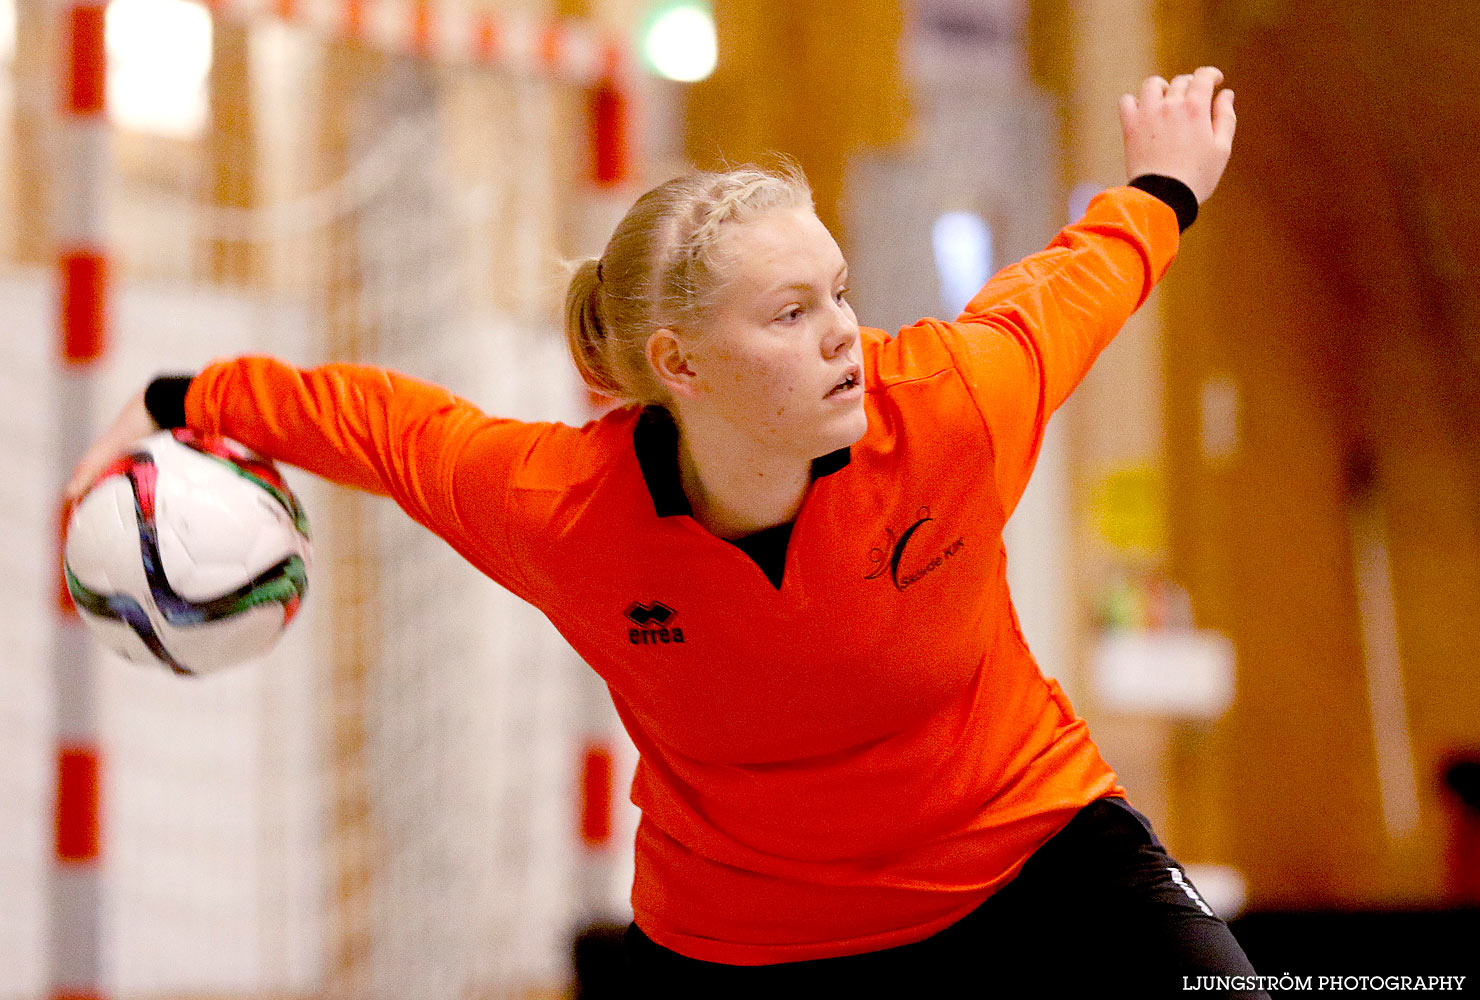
[625,601,685,645]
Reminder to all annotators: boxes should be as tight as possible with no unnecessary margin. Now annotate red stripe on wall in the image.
[580,743,613,847]
[410,0,434,55]
[56,747,101,863]
[60,251,108,364]
[590,81,630,188]
[473,13,499,63]
[599,37,624,80]
[66,4,106,116]
[342,0,366,39]
[538,21,565,70]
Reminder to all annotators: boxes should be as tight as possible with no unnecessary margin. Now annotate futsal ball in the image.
[63,429,312,676]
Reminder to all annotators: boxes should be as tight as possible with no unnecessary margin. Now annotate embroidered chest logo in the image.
[864,505,966,592]
[624,600,685,645]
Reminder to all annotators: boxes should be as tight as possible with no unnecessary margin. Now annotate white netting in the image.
[1,11,644,1000]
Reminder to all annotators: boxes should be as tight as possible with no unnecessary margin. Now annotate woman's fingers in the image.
[1118,92,1139,127]
[1213,88,1237,149]
[1167,74,1194,102]
[1187,66,1224,110]
[62,389,158,503]
[1140,75,1169,105]
[65,442,122,502]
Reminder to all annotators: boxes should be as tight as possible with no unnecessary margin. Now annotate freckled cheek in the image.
[723,355,805,424]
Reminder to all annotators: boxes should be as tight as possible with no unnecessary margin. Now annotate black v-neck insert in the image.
[633,405,850,589]
[727,521,795,589]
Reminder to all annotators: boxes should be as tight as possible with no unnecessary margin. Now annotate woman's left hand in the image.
[1120,66,1237,205]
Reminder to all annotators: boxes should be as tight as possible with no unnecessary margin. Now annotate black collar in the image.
[634,404,852,518]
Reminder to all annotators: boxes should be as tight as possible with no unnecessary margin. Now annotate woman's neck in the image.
[674,416,813,540]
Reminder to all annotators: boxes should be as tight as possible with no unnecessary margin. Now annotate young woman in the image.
[67,69,1256,996]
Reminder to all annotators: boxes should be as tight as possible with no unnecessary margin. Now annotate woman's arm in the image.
[924,67,1236,518]
[65,357,549,594]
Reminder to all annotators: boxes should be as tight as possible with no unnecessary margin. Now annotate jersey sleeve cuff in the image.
[144,374,193,429]
[1128,174,1198,233]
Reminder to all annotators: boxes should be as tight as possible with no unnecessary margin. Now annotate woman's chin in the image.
[827,401,869,446]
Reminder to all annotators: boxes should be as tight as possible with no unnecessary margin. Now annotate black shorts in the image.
[624,795,1268,998]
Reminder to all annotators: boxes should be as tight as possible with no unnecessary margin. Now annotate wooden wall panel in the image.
[7,0,57,266]
[683,0,909,239]
[1158,0,1480,906]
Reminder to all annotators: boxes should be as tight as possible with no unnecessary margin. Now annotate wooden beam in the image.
[205,20,259,287]
[9,0,57,265]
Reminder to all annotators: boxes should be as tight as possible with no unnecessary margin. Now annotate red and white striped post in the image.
[572,36,636,926]
[579,33,633,417]
[52,1,110,998]
[43,0,637,983]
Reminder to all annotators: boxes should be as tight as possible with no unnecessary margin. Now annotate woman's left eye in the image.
[835,287,849,303]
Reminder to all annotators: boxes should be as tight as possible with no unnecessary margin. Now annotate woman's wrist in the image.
[1127,174,1198,233]
[143,373,194,430]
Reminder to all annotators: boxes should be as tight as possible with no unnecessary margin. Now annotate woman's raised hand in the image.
[1120,67,1237,205]
[63,388,158,504]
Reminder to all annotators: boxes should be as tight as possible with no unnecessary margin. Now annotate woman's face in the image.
[663,205,867,459]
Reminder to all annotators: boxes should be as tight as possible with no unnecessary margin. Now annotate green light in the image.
[641,1,717,83]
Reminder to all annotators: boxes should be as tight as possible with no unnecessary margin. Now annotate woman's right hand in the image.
[63,388,160,504]
[1120,66,1237,205]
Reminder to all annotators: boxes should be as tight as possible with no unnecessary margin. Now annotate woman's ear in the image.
[647,328,700,398]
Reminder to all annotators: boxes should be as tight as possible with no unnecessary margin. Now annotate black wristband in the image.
[144,374,193,429]
[1128,174,1198,233]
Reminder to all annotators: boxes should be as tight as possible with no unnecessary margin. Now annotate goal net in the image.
[0,5,648,998]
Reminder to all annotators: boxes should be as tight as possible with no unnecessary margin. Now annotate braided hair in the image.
[563,161,814,409]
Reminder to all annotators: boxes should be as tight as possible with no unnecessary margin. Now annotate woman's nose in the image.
[824,312,858,356]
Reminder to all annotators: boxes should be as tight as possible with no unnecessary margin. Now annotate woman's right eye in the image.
[777,307,803,323]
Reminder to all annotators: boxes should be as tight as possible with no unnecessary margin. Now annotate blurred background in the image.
[2,0,1478,996]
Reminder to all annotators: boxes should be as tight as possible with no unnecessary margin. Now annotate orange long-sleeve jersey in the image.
[183,186,1180,965]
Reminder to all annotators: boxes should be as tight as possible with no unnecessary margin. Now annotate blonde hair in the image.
[564,162,814,409]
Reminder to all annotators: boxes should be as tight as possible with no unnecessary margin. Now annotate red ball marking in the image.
[95,455,135,486]
[130,459,157,521]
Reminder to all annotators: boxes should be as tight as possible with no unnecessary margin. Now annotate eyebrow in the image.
[765,264,849,297]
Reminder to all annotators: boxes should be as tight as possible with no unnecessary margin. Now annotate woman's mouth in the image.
[826,365,863,398]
